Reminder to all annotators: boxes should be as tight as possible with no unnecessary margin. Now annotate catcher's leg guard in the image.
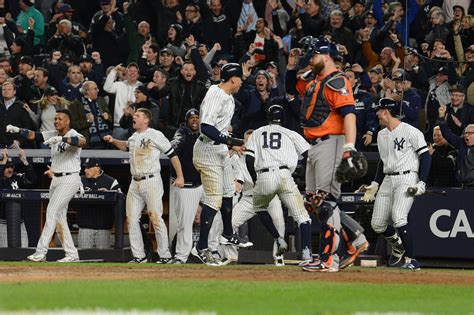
[319,223,339,263]
[340,210,364,241]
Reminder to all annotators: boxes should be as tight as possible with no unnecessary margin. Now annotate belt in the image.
[385,170,411,176]
[133,174,155,181]
[183,182,201,188]
[199,136,220,145]
[54,172,78,177]
[257,166,289,173]
[307,135,330,145]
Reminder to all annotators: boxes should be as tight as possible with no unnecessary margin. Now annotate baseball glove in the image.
[335,151,368,183]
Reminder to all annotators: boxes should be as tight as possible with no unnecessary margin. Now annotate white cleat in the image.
[27,252,46,262]
[57,255,79,263]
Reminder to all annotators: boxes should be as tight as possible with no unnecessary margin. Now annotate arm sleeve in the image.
[245,154,257,183]
[418,151,431,183]
[200,123,229,144]
[374,159,385,184]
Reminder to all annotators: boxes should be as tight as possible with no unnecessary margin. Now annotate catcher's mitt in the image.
[335,151,368,183]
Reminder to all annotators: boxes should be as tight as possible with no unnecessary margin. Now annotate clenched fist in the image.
[44,136,63,146]
[6,125,20,133]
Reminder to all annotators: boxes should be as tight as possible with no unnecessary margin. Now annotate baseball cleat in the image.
[219,234,253,248]
[27,252,46,262]
[388,243,406,267]
[156,257,172,264]
[340,241,369,269]
[302,260,338,273]
[128,257,148,264]
[191,246,222,266]
[298,247,313,267]
[167,258,185,265]
[275,237,288,256]
[274,255,285,267]
[57,255,79,263]
[220,258,237,266]
[400,257,420,271]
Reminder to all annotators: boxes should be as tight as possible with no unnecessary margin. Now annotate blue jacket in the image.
[400,88,421,127]
[353,86,378,149]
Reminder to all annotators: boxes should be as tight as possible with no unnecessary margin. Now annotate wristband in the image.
[20,128,30,138]
[64,136,80,146]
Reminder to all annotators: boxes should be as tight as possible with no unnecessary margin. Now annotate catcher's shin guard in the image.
[340,211,365,242]
[305,190,335,223]
[319,223,339,262]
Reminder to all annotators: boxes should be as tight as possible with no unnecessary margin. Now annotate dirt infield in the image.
[0,264,473,285]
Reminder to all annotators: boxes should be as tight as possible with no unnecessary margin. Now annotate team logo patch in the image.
[339,87,349,96]
[140,138,152,149]
[57,142,67,153]
[393,137,406,151]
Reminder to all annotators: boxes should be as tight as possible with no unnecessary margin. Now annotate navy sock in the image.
[257,211,280,239]
[220,197,233,236]
[397,225,414,258]
[299,221,312,250]
[197,205,217,250]
[382,225,397,238]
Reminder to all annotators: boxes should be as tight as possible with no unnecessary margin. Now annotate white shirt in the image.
[199,84,235,138]
[127,128,174,176]
[42,129,84,173]
[246,124,309,173]
[377,122,428,174]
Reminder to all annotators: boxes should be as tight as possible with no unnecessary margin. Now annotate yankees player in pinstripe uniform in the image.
[191,63,252,266]
[7,109,86,262]
[363,98,431,270]
[226,129,286,266]
[288,39,369,272]
[168,108,204,264]
[104,108,185,263]
[245,105,313,264]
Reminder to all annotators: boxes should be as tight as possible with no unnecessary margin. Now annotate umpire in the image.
[77,158,121,249]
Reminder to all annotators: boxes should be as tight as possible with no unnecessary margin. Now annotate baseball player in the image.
[191,63,250,266]
[363,98,431,270]
[287,39,369,272]
[104,108,185,263]
[0,148,36,248]
[245,105,312,265]
[168,108,204,264]
[7,109,86,262]
[77,158,121,249]
[225,129,286,266]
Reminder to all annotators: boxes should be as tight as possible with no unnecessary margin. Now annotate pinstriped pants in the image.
[126,176,171,259]
[36,174,80,257]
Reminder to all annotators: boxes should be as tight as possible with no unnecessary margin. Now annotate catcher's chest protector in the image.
[300,71,342,128]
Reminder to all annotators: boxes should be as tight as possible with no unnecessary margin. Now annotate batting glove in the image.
[362,181,379,202]
[407,181,426,196]
[6,125,20,133]
[44,136,63,146]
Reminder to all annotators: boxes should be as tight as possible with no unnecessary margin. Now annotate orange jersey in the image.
[296,72,355,139]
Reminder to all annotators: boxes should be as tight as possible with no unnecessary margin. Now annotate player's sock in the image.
[197,205,217,250]
[220,197,233,236]
[397,225,414,258]
[299,221,312,250]
[257,211,280,239]
[382,225,397,238]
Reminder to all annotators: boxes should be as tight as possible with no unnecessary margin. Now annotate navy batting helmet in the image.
[374,97,400,117]
[221,63,243,82]
[306,38,342,61]
[267,104,285,124]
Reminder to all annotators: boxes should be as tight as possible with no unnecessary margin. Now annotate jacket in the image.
[0,98,34,147]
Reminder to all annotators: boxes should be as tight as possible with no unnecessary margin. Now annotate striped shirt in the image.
[127,128,174,176]
[42,129,84,173]
[246,124,310,173]
[377,122,428,174]
[199,84,235,140]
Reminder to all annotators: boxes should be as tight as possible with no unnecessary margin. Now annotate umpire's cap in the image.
[307,38,342,61]
[221,63,243,82]
[185,108,199,121]
[374,97,399,116]
[267,104,285,124]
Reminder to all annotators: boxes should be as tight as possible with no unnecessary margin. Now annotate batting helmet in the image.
[306,38,342,61]
[267,104,285,124]
[374,97,400,117]
[221,63,243,82]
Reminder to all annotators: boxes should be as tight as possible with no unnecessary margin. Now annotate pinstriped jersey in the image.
[245,124,310,173]
[199,84,235,139]
[42,129,84,173]
[233,154,254,196]
[377,122,428,173]
[127,128,174,176]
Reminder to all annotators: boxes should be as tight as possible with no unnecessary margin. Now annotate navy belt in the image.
[133,174,155,181]
[183,182,201,188]
[258,166,289,173]
[385,170,411,176]
[54,172,78,177]
[199,136,220,145]
[307,135,330,145]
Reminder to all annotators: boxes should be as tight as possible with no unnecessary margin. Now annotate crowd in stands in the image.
[0,0,472,187]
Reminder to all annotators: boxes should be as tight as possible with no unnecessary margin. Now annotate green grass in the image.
[0,278,473,314]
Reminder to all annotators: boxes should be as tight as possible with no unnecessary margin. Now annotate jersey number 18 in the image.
[262,131,282,149]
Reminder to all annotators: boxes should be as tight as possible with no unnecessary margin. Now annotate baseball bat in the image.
[407,187,447,196]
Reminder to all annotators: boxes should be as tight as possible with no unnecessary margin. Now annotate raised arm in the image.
[103,135,128,151]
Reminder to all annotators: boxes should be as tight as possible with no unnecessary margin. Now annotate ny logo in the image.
[11,180,18,190]
[393,137,406,151]
[57,142,67,153]
[140,138,151,149]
